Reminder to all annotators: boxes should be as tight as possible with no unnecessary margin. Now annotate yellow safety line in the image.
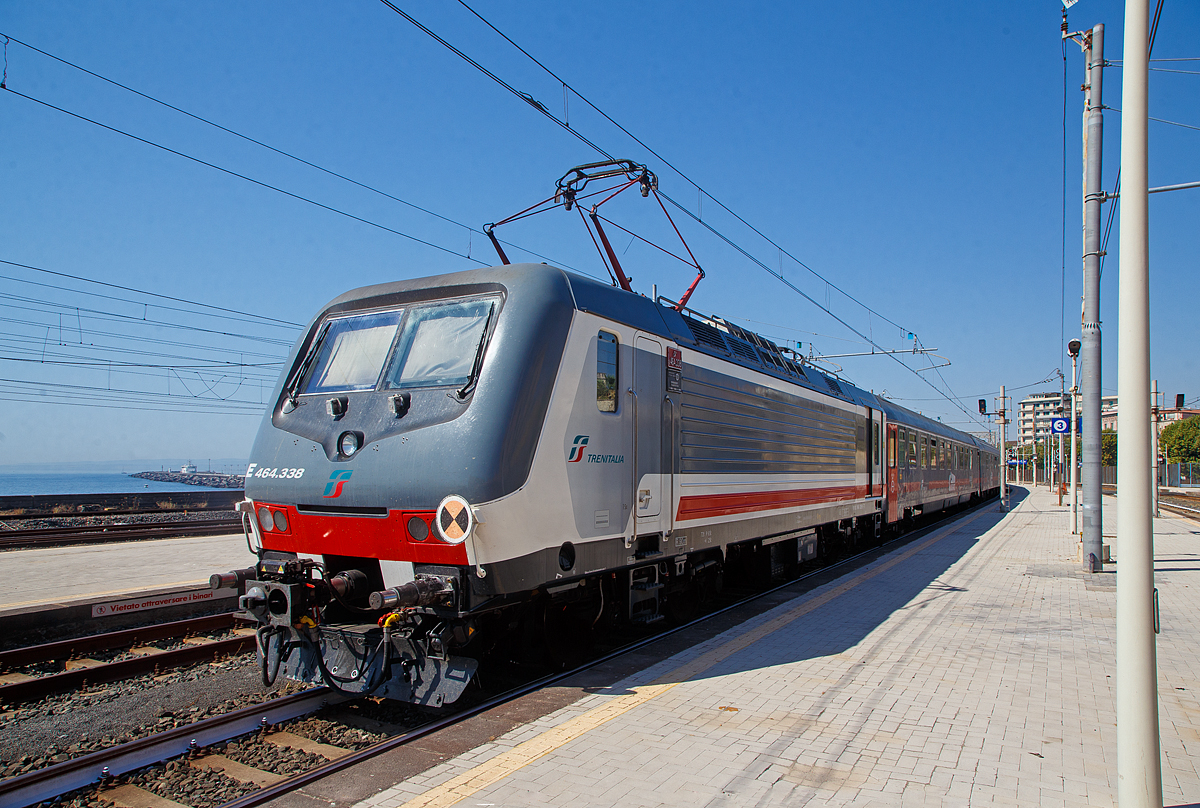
[397,506,996,808]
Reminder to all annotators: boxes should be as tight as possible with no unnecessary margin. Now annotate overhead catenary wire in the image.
[1105,106,1200,132]
[387,0,988,430]
[0,258,301,329]
[0,295,292,350]
[0,33,592,276]
[1,87,485,266]
[451,0,937,351]
[0,255,290,412]
[13,14,976,426]
[0,322,284,366]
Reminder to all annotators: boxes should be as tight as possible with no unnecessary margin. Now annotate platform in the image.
[0,532,258,641]
[327,486,1200,808]
[0,532,257,614]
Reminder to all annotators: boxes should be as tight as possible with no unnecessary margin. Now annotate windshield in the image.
[295,297,497,395]
[300,310,403,394]
[384,299,495,389]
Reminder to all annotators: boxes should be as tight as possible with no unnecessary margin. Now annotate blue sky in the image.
[0,0,1197,467]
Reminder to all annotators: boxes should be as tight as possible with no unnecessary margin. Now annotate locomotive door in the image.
[886,424,900,523]
[631,335,663,531]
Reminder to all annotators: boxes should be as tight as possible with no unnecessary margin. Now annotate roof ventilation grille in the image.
[684,316,729,353]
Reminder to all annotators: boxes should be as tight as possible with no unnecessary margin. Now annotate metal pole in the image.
[1152,379,1160,518]
[999,385,1008,510]
[1116,2,1162,803]
[1059,374,1066,499]
[1080,24,1105,571]
[1045,432,1050,489]
[1071,356,1080,533]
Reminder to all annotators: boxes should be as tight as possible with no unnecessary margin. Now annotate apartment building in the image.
[1017,391,1118,444]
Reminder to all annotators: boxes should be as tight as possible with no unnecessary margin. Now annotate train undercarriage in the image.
[213,507,958,708]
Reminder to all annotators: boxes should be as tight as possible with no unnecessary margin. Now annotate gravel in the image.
[6,628,237,679]
[0,654,307,775]
[216,736,326,773]
[282,716,386,750]
[123,759,258,808]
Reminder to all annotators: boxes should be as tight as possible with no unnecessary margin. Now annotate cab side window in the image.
[597,332,618,412]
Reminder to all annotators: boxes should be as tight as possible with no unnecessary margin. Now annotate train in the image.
[213,262,1000,707]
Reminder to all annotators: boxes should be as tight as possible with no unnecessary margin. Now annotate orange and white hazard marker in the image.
[435,494,474,544]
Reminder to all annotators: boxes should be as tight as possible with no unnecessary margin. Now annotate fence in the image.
[1167,463,1200,488]
[1008,464,1199,489]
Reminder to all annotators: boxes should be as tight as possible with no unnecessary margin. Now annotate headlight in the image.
[435,495,474,544]
[339,431,361,457]
[272,509,289,532]
[407,516,430,542]
[257,507,273,532]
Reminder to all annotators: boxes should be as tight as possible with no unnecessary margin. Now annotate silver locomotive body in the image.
[217,263,999,705]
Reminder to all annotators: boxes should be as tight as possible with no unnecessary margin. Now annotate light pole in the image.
[1069,339,1081,534]
[1152,379,1160,518]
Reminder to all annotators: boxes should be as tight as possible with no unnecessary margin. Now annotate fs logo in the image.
[323,470,353,498]
[567,435,589,463]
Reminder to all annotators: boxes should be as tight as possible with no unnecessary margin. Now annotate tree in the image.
[1101,430,1118,467]
[1161,416,1200,463]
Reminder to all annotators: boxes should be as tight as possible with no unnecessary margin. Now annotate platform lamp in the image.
[1068,338,1081,535]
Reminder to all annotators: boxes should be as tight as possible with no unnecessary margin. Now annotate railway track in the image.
[0,497,1001,808]
[0,518,244,551]
[0,614,256,704]
[1159,496,1200,522]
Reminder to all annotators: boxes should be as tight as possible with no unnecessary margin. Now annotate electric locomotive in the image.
[214,262,1000,707]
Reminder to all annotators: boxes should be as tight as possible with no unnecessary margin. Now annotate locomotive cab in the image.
[220,266,577,705]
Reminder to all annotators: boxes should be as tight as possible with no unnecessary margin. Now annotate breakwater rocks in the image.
[0,489,244,516]
[130,472,245,489]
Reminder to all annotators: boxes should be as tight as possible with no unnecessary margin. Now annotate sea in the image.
[0,472,233,497]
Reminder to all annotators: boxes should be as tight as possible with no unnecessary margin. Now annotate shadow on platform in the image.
[677,488,1022,686]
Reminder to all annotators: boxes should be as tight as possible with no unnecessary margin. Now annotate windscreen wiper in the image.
[281,321,330,412]
[456,304,495,400]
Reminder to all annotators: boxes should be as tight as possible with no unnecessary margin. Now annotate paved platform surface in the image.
[0,532,256,612]
[352,487,1200,808]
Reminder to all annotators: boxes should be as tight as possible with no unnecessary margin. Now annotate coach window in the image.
[597,331,618,412]
[920,437,927,468]
[930,439,938,469]
[888,428,896,468]
[909,433,917,468]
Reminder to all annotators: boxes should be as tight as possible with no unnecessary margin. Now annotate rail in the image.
[0,613,254,704]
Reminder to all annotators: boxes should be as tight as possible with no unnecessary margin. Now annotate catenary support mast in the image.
[1080,23,1105,572]
[1116,0,1162,803]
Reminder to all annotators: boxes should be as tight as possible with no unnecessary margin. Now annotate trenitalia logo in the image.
[568,435,589,462]
[323,470,353,498]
